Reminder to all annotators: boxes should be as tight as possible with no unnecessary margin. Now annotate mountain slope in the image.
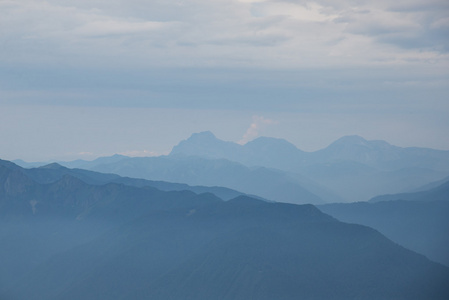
[16,133,449,202]
[370,180,449,203]
[0,159,247,201]
[171,131,307,170]
[411,175,449,192]
[170,131,242,160]
[320,198,449,266]
[12,197,449,300]
[171,132,449,171]
[299,161,447,202]
[0,161,222,297]
[1,160,448,299]
[168,132,449,201]
[88,156,327,204]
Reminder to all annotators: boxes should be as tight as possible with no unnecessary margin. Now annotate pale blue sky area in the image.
[1,0,448,161]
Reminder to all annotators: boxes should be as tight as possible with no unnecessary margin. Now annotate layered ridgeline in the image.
[169,132,449,202]
[68,156,329,205]
[13,156,327,205]
[29,132,449,203]
[1,159,448,299]
[0,159,247,201]
[170,132,449,171]
[320,179,449,266]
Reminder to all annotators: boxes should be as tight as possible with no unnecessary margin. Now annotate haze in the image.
[1,0,448,161]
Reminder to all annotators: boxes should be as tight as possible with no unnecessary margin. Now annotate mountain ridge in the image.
[170,132,449,170]
[0,159,249,202]
[320,178,449,266]
[369,180,449,203]
[1,157,449,299]
[166,132,449,201]
[11,132,449,202]
[86,156,327,205]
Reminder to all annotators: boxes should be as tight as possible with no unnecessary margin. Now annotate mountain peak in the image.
[333,135,368,146]
[327,135,397,152]
[190,131,217,140]
[39,163,67,170]
[170,132,240,158]
[246,136,301,152]
[0,159,22,171]
[313,135,404,170]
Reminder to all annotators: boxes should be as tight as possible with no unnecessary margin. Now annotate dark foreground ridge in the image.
[1,159,449,300]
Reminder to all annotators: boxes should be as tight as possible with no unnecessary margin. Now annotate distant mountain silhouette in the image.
[171,131,306,170]
[320,181,449,266]
[1,159,448,299]
[310,135,402,165]
[410,175,449,192]
[171,131,243,160]
[85,156,328,205]
[310,135,449,172]
[370,180,449,203]
[168,132,449,201]
[0,159,246,201]
[12,159,50,168]
[13,133,449,202]
[59,154,129,169]
[299,162,447,202]
[13,154,129,170]
[15,155,339,203]
[171,132,449,171]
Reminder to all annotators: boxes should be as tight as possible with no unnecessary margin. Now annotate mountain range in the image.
[21,132,449,203]
[1,159,448,299]
[320,179,449,266]
[1,159,247,201]
[369,179,449,203]
[170,132,449,201]
[81,156,329,205]
[171,132,449,171]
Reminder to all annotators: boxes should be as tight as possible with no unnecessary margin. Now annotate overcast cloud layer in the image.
[2,0,449,68]
[1,0,448,160]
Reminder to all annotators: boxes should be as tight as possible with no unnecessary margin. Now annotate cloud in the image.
[335,2,449,52]
[238,116,278,144]
[73,20,167,37]
[0,0,448,114]
[2,0,448,70]
[250,1,336,22]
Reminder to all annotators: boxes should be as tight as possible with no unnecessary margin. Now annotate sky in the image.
[1,0,448,161]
